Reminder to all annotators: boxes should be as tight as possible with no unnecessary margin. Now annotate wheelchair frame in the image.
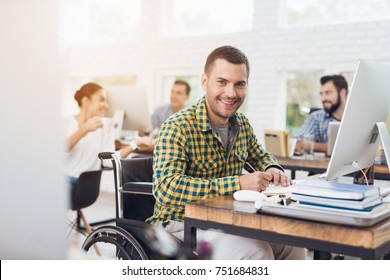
[82,152,181,260]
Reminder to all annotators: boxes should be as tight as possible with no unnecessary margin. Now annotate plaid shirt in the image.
[146,97,280,226]
[294,110,337,142]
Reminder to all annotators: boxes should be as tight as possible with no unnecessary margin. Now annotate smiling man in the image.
[147,45,305,260]
[294,75,348,154]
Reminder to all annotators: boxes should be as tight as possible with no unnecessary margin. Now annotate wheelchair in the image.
[81,152,184,260]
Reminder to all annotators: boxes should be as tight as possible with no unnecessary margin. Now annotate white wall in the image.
[0,1,66,259]
[64,0,390,142]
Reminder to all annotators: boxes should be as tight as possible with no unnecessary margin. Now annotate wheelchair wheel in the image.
[82,226,149,260]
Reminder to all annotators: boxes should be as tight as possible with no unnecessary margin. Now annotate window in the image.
[285,70,324,135]
[161,0,254,37]
[59,0,141,46]
[285,70,359,136]
[161,75,201,106]
[282,0,390,27]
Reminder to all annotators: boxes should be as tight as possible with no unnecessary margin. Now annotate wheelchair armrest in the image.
[98,152,115,160]
[121,182,153,195]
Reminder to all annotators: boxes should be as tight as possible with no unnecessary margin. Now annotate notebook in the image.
[298,200,383,213]
[290,180,380,200]
[291,193,382,210]
[262,184,293,196]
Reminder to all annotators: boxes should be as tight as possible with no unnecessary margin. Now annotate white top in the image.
[64,116,116,177]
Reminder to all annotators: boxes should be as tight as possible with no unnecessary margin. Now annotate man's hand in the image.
[238,172,273,192]
[266,167,291,187]
[294,140,304,154]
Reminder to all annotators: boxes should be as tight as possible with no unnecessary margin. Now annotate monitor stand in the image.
[375,122,390,172]
[322,122,390,181]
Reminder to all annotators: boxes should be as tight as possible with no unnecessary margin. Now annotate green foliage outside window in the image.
[285,70,323,136]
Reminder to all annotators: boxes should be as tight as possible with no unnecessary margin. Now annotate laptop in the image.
[258,200,390,227]
[327,122,340,156]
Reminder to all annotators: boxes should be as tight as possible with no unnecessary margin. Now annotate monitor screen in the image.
[326,59,390,180]
[105,85,152,135]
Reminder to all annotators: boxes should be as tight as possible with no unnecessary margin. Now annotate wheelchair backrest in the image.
[120,157,155,221]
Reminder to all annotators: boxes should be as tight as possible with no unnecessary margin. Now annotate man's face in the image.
[170,83,189,108]
[201,59,248,125]
[320,81,341,114]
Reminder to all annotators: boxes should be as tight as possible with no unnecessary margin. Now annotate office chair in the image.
[69,170,103,255]
[71,168,115,232]
[70,170,103,233]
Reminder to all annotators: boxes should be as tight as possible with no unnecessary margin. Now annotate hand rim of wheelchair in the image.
[82,225,149,260]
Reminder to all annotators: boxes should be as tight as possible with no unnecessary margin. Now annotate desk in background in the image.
[115,139,154,157]
[275,156,390,180]
[184,179,390,260]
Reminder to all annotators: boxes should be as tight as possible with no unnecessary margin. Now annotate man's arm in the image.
[313,142,328,153]
[293,113,320,153]
[152,122,240,207]
[295,140,328,153]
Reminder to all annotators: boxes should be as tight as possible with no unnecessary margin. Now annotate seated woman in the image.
[65,82,153,196]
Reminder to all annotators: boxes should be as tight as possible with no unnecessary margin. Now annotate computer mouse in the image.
[233,190,267,202]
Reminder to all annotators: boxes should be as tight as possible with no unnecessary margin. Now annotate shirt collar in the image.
[195,97,240,132]
[319,109,335,120]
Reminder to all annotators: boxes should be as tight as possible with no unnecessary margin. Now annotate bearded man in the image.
[294,75,348,154]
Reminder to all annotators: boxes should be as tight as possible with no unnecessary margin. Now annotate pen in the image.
[245,162,257,173]
[246,161,275,183]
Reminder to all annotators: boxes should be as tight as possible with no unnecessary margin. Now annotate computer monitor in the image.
[325,59,390,180]
[105,85,152,137]
[326,122,340,157]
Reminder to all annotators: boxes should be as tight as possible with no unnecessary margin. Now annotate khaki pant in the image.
[165,220,306,260]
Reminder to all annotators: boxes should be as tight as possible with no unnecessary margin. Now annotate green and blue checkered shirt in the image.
[146,97,280,226]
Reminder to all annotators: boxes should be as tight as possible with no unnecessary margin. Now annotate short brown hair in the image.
[204,45,250,77]
[174,80,191,95]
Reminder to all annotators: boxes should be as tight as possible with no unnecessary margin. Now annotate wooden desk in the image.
[276,156,390,180]
[184,180,390,259]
